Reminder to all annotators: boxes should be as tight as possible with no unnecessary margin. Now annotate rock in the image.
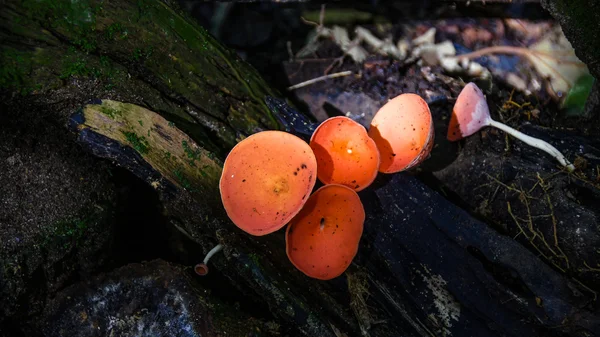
[31,259,280,337]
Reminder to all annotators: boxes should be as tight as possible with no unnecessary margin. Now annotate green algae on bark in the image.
[78,99,223,199]
[1,0,282,153]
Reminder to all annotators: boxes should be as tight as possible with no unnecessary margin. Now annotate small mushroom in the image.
[220,131,318,236]
[368,93,435,173]
[310,116,380,191]
[285,184,365,280]
[194,244,223,276]
[447,82,575,172]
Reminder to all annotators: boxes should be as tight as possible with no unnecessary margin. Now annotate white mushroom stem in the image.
[203,244,223,265]
[488,120,575,172]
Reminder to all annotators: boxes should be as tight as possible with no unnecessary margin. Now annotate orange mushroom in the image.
[368,93,434,173]
[220,131,317,236]
[309,116,380,191]
[285,184,365,280]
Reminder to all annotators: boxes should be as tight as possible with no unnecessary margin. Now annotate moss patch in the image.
[123,131,150,154]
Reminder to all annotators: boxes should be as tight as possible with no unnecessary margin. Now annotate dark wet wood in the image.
[70,98,600,337]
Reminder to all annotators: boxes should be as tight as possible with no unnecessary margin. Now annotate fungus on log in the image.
[2,0,600,336]
[69,98,600,337]
[310,116,380,191]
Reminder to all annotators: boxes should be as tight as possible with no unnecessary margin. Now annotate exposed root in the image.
[572,278,598,301]
[488,171,598,301]
[582,261,600,273]
[488,172,567,272]
[536,173,570,269]
[507,201,565,272]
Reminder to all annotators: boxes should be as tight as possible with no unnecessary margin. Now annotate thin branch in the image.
[287,71,353,91]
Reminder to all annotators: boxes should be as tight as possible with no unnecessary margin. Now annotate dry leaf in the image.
[528,26,590,96]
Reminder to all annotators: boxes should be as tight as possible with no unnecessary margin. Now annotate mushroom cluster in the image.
[212,93,435,280]
[203,83,573,280]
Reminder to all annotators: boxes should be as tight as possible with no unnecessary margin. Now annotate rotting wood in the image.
[70,98,600,337]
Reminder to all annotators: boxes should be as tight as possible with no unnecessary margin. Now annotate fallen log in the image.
[0,0,281,331]
[2,0,599,335]
[432,121,600,293]
[68,97,600,337]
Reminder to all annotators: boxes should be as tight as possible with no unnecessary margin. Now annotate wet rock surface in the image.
[31,259,280,337]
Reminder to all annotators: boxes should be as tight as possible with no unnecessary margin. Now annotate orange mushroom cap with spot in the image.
[368,93,434,174]
[220,131,317,236]
[309,116,380,191]
[285,184,365,280]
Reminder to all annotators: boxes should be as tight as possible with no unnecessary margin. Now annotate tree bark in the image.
[1,0,280,156]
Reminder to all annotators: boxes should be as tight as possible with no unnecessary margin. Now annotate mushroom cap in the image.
[220,131,317,236]
[447,82,492,141]
[285,184,365,280]
[368,93,434,173]
[194,263,209,276]
[309,116,380,191]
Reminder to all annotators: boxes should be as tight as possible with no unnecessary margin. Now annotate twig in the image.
[301,4,326,28]
[287,71,353,91]
[324,55,346,75]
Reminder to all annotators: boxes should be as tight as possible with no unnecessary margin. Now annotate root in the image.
[488,172,567,272]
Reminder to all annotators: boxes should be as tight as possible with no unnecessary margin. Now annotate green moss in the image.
[60,58,98,79]
[23,0,103,53]
[100,105,121,119]
[5,0,283,155]
[173,166,195,191]
[43,217,90,249]
[248,253,262,267]
[182,140,202,166]
[105,22,128,40]
[58,48,120,83]
[0,48,34,95]
[135,0,280,131]
[123,131,150,154]
[135,0,155,22]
